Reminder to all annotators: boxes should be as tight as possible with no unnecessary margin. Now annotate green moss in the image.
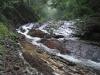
[0,22,17,41]
[0,45,5,55]
[0,22,10,37]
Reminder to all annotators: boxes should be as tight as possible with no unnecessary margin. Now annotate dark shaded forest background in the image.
[0,0,100,41]
[0,0,100,24]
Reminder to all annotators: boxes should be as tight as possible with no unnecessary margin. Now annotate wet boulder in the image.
[28,29,51,38]
[40,38,70,54]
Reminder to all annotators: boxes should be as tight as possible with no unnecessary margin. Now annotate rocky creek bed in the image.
[0,21,100,75]
[17,21,100,75]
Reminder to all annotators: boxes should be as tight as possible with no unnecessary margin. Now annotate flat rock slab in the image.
[64,39,100,62]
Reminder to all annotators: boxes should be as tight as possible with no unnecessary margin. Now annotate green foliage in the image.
[0,45,5,54]
[0,0,99,22]
[51,0,94,20]
[0,0,40,25]
[0,22,17,40]
[0,22,9,37]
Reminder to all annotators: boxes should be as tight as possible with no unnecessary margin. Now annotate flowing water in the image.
[17,20,100,70]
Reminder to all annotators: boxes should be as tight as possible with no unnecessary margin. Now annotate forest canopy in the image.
[0,0,100,24]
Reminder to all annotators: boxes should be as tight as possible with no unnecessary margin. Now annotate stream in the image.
[17,20,100,71]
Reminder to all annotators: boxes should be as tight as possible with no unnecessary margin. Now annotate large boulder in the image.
[40,38,70,54]
[28,29,51,38]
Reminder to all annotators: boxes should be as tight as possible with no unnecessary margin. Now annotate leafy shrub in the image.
[0,22,17,41]
[0,22,9,37]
